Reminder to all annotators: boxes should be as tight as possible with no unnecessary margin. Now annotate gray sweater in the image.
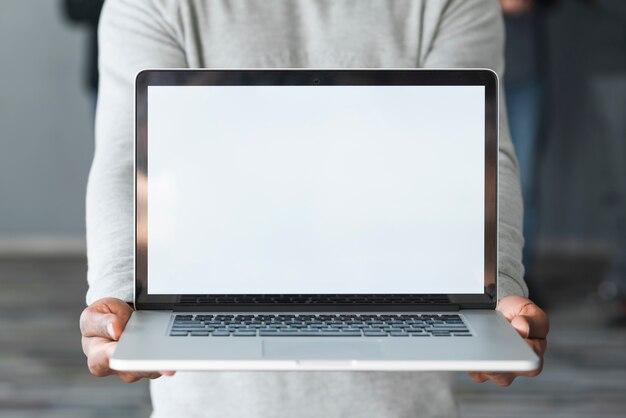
[87,1,527,417]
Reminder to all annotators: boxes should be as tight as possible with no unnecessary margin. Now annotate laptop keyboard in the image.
[169,314,471,337]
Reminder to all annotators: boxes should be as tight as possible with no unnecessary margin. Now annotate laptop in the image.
[110,69,539,371]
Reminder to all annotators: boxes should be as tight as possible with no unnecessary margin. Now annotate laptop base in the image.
[110,310,539,372]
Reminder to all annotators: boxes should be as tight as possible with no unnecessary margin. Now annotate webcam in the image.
[313,78,321,85]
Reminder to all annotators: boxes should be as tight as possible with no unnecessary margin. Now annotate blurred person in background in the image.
[578,1,626,325]
[78,1,549,417]
[499,0,556,307]
[63,0,105,105]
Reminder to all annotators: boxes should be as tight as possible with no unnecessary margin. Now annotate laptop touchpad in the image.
[263,340,382,359]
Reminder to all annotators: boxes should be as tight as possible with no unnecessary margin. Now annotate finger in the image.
[517,364,543,378]
[517,340,546,377]
[107,318,126,341]
[85,338,117,377]
[81,298,134,324]
[80,311,125,339]
[466,372,488,383]
[515,331,548,365]
[484,373,516,387]
[80,299,134,339]
[510,315,532,339]
[82,336,109,357]
[499,299,549,340]
[117,373,141,384]
[89,297,134,317]
[515,313,549,340]
[117,371,163,383]
[159,371,176,376]
[474,343,546,384]
[83,337,166,381]
[479,352,545,383]
[525,338,547,358]
[81,335,92,356]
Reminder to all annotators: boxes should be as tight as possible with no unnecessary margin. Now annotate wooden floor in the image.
[0,259,625,418]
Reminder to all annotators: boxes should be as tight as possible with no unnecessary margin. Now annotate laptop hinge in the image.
[172,304,461,312]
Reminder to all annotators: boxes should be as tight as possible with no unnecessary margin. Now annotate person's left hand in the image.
[467,295,549,387]
[499,0,535,15]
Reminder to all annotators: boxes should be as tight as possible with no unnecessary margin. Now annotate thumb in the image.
[80,298,133,339]
[107,317,126,340]
[96,313,126,340]
[510,315,531,339]
[94,299,133,340]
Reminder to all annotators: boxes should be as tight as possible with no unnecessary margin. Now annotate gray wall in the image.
[0,0,94,240]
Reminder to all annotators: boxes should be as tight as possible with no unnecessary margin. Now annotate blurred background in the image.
[0,0,625,417]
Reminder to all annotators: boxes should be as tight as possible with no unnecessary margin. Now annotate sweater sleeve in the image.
[85,0,186,305]
[421,0,529,299]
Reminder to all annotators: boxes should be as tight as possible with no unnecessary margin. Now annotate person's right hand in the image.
[80,297,175,383]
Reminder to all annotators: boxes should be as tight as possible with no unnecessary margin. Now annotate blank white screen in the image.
[147,85,485,294]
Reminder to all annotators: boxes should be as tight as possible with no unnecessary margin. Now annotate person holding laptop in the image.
[79,1,549,417]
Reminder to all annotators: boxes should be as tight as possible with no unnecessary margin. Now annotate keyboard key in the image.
[363,331,387,337]
[298,329,321,334]
[172,324,205,329]
[233,331,256,337]
[259,330,282,336]
[335,331,362,337]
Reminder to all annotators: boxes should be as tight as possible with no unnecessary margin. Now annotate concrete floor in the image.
[0,259,625,418]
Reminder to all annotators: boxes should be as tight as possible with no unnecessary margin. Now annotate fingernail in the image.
[107,322,115,339]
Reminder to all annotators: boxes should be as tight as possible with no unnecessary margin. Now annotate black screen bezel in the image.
[134,69,498,311]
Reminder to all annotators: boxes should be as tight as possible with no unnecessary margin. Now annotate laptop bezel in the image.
[134,69,498,311]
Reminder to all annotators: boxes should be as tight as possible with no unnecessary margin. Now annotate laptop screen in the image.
[146,85,485,295]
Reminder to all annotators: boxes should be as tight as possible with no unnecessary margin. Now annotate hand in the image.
[80,297,175,383]
[499,0,535,15]
[467,295,549,387]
